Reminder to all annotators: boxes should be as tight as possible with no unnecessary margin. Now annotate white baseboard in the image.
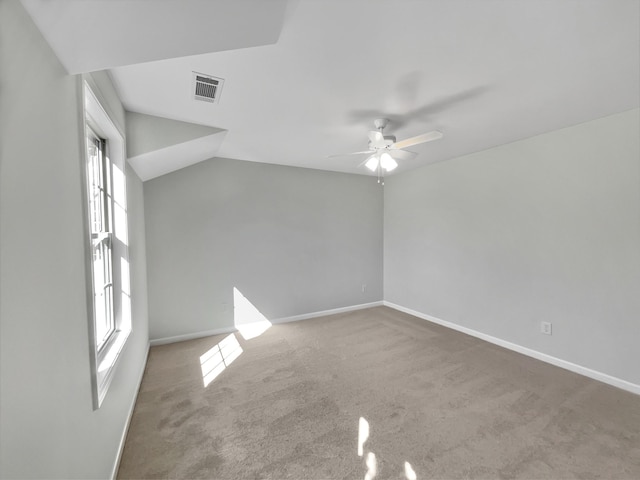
[383,301,640,396]
[149,301,384,346]
[272,301,384,325]
[111,341,150,480]
[113,300,638,479]
[150,326,237,346]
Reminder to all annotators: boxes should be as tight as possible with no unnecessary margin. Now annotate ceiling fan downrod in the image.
[374,118,389,133]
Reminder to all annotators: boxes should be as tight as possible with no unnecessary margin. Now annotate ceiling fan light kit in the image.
[366,152,397,172]
[380,152,398,171]
[331,118,443,184]
[365,156,379,172]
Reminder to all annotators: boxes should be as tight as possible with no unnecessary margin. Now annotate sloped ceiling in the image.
[19,0,289,73]
[21,0,640,180]
[125,112,227,180]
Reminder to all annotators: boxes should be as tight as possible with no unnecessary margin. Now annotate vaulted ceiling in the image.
[21,0,640,180]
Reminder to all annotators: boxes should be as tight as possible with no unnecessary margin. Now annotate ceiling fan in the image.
[330,118,443,184]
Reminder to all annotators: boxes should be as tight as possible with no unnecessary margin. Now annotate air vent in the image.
[193,72,224,103]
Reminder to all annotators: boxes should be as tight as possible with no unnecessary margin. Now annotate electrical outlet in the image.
[361,284,367,293]
[541,321,552,335]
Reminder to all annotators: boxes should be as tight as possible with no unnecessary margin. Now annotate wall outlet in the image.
[361,284,367,293]
[541,321,552,335]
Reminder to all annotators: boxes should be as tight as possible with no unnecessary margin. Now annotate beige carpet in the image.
[118,307,640,479]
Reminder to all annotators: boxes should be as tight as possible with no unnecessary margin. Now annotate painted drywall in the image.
[125,111,228,181]
[20,0,289,73]
[384,109,640,386]
[144,158,383,340]
[125,111,223,158]
[126,167,150,366]
[0,1,149,478]
[87,71,126,133]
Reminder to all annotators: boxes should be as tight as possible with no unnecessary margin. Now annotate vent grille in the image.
[193,73,224,103]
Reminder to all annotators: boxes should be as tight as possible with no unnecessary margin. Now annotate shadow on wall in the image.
[199,287,273,387]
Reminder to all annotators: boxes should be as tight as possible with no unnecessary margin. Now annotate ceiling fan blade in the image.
[327,150,373,159]
[392,130,443,149]
[368,130,385,147]
[389,149,417,161]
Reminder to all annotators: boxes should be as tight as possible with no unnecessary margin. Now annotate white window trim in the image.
[82,81,131,409]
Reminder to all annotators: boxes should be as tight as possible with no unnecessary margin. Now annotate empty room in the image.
[1,0,639,479]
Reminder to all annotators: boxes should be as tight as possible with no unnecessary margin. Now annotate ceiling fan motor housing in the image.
[370,118,395,148]
[369,135,396,149]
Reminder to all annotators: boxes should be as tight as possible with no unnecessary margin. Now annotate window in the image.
[87,131,115,350]
[83,82,131,409]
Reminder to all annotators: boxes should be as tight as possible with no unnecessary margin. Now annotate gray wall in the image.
[144,158,383,340]
[384,109,640,385]
[0,1,149,477]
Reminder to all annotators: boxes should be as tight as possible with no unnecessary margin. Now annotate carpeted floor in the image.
[118,307,640,479]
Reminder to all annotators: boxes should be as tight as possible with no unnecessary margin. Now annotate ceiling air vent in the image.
[193,72,224,103]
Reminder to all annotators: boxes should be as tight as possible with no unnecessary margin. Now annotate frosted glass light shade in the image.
[365,155,379,172]
[380,152,397,171]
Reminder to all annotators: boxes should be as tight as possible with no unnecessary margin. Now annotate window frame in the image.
[87,129,116,351]
[81,81,131,409]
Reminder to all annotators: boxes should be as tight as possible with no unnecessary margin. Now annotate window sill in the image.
[94,326,130,409]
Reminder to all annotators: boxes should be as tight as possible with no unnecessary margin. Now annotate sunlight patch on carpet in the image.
[364,452,377,480]
[404,461,417,480]
[357,416,418,479]
[358,417,370,457]
[200,334,243,387]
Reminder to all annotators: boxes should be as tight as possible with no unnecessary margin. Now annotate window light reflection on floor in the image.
[199,334,243,387]
[404,461,417,480]
[358,417,370,457]
[357,416,418,480]
[364,452,377,480]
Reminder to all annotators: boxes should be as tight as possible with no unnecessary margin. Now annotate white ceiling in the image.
[20,0,289,73]
[23,0,640,179]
